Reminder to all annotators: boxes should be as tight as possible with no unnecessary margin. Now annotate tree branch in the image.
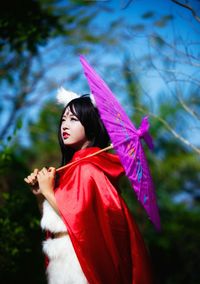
[136,107,200,155]
[177,93,200,120]
[121,0,134,10]
[171,0,200,23]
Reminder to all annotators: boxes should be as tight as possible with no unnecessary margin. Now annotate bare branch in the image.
[177,93,200,120]
[0,105,18,139]
[150,34,200,62]
[136,107,200,155]
[171,0,200,23]
[120,0,134,10]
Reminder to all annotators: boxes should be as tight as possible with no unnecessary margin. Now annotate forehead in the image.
[63,106,76,117]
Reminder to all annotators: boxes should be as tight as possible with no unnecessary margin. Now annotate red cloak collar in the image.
[59,147,125,182]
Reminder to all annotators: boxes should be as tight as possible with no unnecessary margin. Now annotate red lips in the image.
[63,132,70,139]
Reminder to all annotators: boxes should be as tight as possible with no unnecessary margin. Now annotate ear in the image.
[90,93,96,107]
[56,87,80,106]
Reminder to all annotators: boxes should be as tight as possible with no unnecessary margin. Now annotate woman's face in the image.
[61,107,90,150]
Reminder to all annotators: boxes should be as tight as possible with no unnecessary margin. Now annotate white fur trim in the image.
[41,201,88,283]
[56,87,80,106]
[90,93,96,107]
[40,200,67,233]
[43,236,69,260]
[43,236,88,284]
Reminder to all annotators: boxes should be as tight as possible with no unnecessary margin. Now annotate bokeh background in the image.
[0,1,200,283]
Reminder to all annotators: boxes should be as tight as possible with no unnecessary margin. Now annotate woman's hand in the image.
[37,167,56,197]
[36,167,60,215]
[24,168,41,195]
[24,167,59,214]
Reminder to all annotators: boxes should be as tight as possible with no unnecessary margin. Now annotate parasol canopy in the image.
[80,55,161,230]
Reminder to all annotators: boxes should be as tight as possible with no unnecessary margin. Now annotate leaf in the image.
[163,15,174,21]
[141,11,155,19]
[16,118,23,130]
[154,14,174,28]
[154,19,167,28]
[150,35,165,46]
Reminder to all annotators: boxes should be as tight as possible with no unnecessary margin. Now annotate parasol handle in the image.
[56,144,113,173]
[27,144,113,187]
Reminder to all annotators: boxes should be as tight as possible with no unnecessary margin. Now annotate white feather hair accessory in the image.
[56,86,96,107]
[89,93,96,107]
[56,87,80,106]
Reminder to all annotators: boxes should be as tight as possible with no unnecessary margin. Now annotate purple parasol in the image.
[80,55,161,230]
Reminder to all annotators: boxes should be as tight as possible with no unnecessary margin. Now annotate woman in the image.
[24,91,153,284]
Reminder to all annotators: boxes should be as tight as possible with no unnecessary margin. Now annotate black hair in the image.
[58,95,110,165]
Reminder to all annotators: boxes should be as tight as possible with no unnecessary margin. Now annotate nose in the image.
[62,124,69,130]
[62,120,69,130]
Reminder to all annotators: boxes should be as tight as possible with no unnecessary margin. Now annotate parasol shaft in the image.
[56,144,113,172]
[29,144,113,187]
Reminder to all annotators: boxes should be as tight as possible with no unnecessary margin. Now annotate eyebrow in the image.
[62,112,77,118]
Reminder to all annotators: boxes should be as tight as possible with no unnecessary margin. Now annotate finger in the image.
[48,167,56,171]
[32,189,41,195]
[37,172,42,178]
[33,168,39,175]
[41,167,48,174]
[37,171,46,179]
[27,175,34,181]
[24,177,35,186]
[24,177,30,184]
[26,176,32,182]
[48,167,56,174]
[37,170,45,176]
[29,177,36,185]
[30,173,37,180]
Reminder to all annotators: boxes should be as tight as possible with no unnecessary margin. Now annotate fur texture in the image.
[56,86,96,107]
[43,236,88,284]
[56,87,80,107]
[41,200,67,233]
[41,200,88,284]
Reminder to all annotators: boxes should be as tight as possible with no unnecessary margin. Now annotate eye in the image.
[70,117,78,121]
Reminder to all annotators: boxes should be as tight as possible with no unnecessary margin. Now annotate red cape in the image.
[55,147,153,284]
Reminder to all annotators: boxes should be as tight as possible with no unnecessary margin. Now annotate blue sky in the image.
[41,0,199,104]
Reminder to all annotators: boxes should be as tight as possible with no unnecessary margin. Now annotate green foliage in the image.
[0,147,46,283]
[121,138,200,283]
[25,102,62,169]
[148,205,200,284]
[0,0,63,53]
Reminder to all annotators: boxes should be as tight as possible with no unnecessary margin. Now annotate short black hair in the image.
[58,95,110,165]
